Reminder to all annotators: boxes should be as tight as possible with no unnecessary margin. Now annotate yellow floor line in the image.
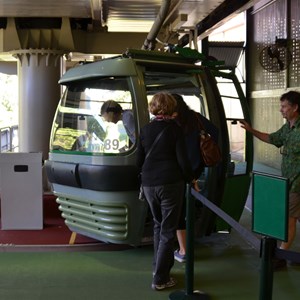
[69,232,77,244]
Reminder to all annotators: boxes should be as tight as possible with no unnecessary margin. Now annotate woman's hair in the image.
[172,94,190,125]
[172,93,198,133]
[148,92,177,116]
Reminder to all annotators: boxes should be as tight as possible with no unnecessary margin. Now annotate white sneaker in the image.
[174,249,186,263]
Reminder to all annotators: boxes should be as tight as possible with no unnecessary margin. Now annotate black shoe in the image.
[151,277,177,291]
[273,258,287,271]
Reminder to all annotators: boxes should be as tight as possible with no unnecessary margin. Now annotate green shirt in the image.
[269,116,300,192]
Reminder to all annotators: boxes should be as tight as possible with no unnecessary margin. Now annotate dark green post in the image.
[185,183,195,294]
[169,184,210,300]
[259,237,276,300]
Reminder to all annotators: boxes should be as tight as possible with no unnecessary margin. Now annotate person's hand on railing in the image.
[191,179,200,192]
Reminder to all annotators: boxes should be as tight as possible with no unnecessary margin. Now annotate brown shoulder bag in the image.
[196,114,222,167]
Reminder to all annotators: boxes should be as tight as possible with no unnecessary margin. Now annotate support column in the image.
[13,49,64,160]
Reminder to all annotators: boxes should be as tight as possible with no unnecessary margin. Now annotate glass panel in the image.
[221,97,244,119]
[216,77,247,175]
[50,77,135,154]
[227,120,247,175]
[144,71,208,118]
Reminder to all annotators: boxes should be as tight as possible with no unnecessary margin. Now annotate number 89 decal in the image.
[103,139,120,150]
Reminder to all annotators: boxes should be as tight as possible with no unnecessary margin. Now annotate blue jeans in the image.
[143,181,185,284]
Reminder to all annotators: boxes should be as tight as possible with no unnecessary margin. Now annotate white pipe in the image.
[142,0,171,50]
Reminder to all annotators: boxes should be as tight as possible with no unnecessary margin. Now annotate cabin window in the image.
[50,77,136,154]
[144,71,207,118]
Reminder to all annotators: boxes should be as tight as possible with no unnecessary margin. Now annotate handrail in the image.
[0,125,19,152]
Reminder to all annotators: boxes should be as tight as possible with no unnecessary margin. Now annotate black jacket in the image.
[136,118,195,186]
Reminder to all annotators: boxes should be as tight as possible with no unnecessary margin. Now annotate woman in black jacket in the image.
[136,92,198,291]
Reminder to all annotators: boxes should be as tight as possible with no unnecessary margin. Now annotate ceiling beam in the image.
[178,0,258,46]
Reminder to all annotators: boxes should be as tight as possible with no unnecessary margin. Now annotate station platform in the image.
[0,163,299,299]
[0,205,299,300]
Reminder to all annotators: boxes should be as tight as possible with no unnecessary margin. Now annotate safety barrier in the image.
[187,183,300,300]
[170,182,300,300]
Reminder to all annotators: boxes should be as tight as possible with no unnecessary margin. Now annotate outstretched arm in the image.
[240,120,270,143]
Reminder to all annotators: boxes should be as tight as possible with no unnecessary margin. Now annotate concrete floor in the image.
[0,207,299,300]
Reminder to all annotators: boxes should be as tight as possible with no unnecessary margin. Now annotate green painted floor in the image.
[0,209,299,300]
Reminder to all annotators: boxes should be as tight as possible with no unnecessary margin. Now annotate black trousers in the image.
[143,181,185,284]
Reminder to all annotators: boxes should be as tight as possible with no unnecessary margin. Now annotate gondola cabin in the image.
[45,48,253,245]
